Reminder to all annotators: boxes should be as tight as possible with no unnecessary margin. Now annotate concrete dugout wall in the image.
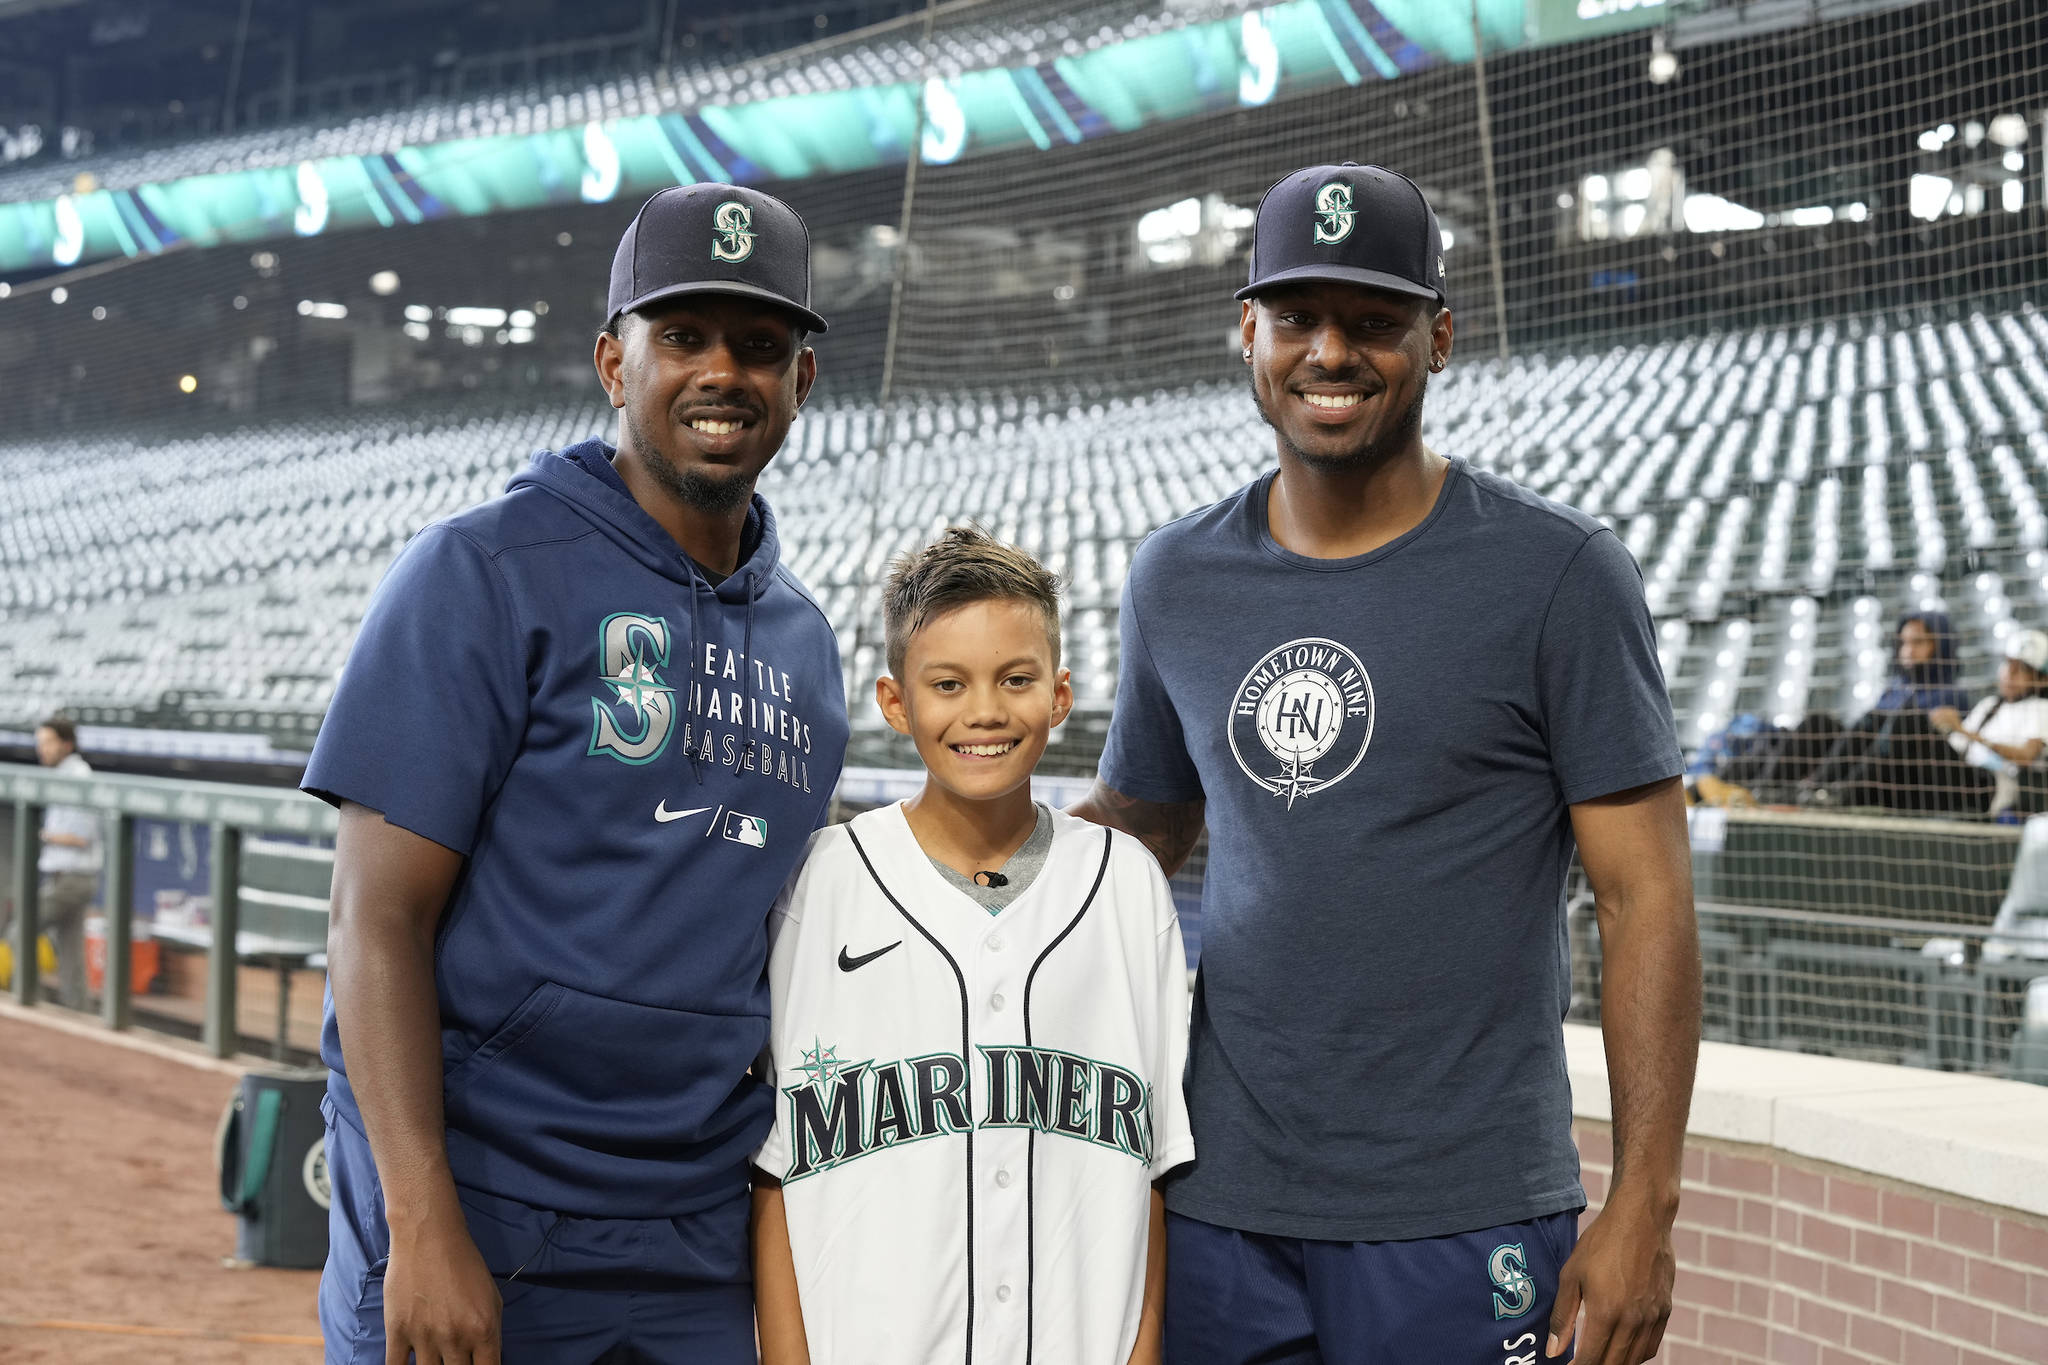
[1565,1025,2048,1363]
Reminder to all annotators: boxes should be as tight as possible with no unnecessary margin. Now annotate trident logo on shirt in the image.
[590,612,676,765]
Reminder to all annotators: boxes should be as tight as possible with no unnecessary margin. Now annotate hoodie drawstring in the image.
[740,572,758,767]
[685,557,706,785]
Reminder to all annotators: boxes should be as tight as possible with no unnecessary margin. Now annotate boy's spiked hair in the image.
[882,525,1062,679]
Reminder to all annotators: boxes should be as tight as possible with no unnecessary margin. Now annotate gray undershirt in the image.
[925,803,1054,915]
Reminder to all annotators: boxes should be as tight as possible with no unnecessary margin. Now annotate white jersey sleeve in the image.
[1143,848,1196,1179]
[753,827,829,1179]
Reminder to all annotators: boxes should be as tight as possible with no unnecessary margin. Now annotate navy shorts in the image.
[319,1102,756,1365]
[1164,1207,1580,1365]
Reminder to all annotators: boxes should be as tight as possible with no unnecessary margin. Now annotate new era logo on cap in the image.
[1238,162,1446,306]
[608,183,829,333]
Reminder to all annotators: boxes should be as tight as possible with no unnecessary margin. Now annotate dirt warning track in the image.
[0,1008,322,1363]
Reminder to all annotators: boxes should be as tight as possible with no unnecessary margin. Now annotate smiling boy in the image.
[751,527,1193,1365]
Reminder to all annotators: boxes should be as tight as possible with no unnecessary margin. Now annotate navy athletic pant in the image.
[319,1101,756,1365]
[1164,1207,1581,1365]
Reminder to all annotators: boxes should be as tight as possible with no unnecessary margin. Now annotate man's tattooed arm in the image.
[1069,781,1207,878]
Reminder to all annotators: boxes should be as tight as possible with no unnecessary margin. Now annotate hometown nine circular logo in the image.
[1228,637,1375,808]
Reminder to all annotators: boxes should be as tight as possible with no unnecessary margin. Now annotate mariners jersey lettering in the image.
[757,804,1195,1365]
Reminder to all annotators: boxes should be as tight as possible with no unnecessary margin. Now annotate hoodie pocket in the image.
[443,980,566,1098]
[442,980,770,1186]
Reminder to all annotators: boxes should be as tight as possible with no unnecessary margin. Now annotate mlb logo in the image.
[722,812,768,848]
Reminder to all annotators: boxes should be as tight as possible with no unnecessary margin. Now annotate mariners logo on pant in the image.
[1489,1242,1536,1318]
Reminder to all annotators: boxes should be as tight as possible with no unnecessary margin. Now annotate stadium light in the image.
[403,304,433,323]
[1683,194,1763,233]
[50,286,67,304]
[1647,33,1678,85]
[296,300,347,319]
[446,307,507,327]
[1909,174,1953,221]
[177,374,197,394]
[1989,113,2030,148]
[370,271,401,295]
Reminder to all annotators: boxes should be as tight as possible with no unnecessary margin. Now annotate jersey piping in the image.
[1019,827,1114,1365]
[847,824,978,1365]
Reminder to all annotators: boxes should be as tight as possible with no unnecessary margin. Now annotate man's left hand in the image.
[1545,1190,1676,1364]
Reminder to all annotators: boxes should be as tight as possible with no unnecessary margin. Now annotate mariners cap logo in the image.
[1312,181,1355,245]
[712,200,756,263]
[1227,637,1375,808]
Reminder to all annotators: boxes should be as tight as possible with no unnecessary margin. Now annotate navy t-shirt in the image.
[1100,459,1681,1242]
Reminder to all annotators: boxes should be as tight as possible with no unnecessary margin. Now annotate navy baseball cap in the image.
[607,183,829,334]
[1236,163,1446,306]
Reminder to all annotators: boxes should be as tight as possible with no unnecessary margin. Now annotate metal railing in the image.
[4,765,336,1058]
[9,759,2046,1080]
[1569,896,2048,1081]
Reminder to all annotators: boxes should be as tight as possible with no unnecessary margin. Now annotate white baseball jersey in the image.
[756,801,1195,1365]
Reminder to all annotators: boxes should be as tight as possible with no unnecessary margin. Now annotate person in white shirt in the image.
[33,715,102,1009]
[1931,630,2048,816]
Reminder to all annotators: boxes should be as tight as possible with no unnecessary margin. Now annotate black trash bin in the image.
[217,1069,330,1269]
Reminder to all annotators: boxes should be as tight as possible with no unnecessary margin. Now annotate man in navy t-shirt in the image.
[304,185,849,1364]
[1073,165,1699,1364]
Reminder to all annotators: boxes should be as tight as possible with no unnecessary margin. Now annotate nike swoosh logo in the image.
[838,941,903,972]
[654,802,714,824]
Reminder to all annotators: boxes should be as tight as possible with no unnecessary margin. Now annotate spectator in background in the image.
[1932,628,2048,817]
[1805,611,1979,813]
[34,714,101,1010]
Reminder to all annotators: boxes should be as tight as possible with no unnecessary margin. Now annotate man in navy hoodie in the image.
[305,184,849,1365]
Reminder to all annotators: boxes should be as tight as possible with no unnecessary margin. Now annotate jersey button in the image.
[996,1285,1013,1303]
[995,1168,1013,1189]
[990,992,1006,1011]
[987,935,1004,951]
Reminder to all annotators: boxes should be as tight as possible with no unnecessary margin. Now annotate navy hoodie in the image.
[1870,610,1971,715]
[304,439,849,1219]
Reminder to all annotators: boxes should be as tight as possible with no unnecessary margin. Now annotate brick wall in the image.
[1573,1120,2048,1364]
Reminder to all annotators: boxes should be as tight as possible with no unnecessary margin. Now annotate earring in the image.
[1242,347,1253,362]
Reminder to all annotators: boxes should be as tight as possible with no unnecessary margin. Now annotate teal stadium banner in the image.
[1524,0,1677,47]
[0,0,1534,275]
